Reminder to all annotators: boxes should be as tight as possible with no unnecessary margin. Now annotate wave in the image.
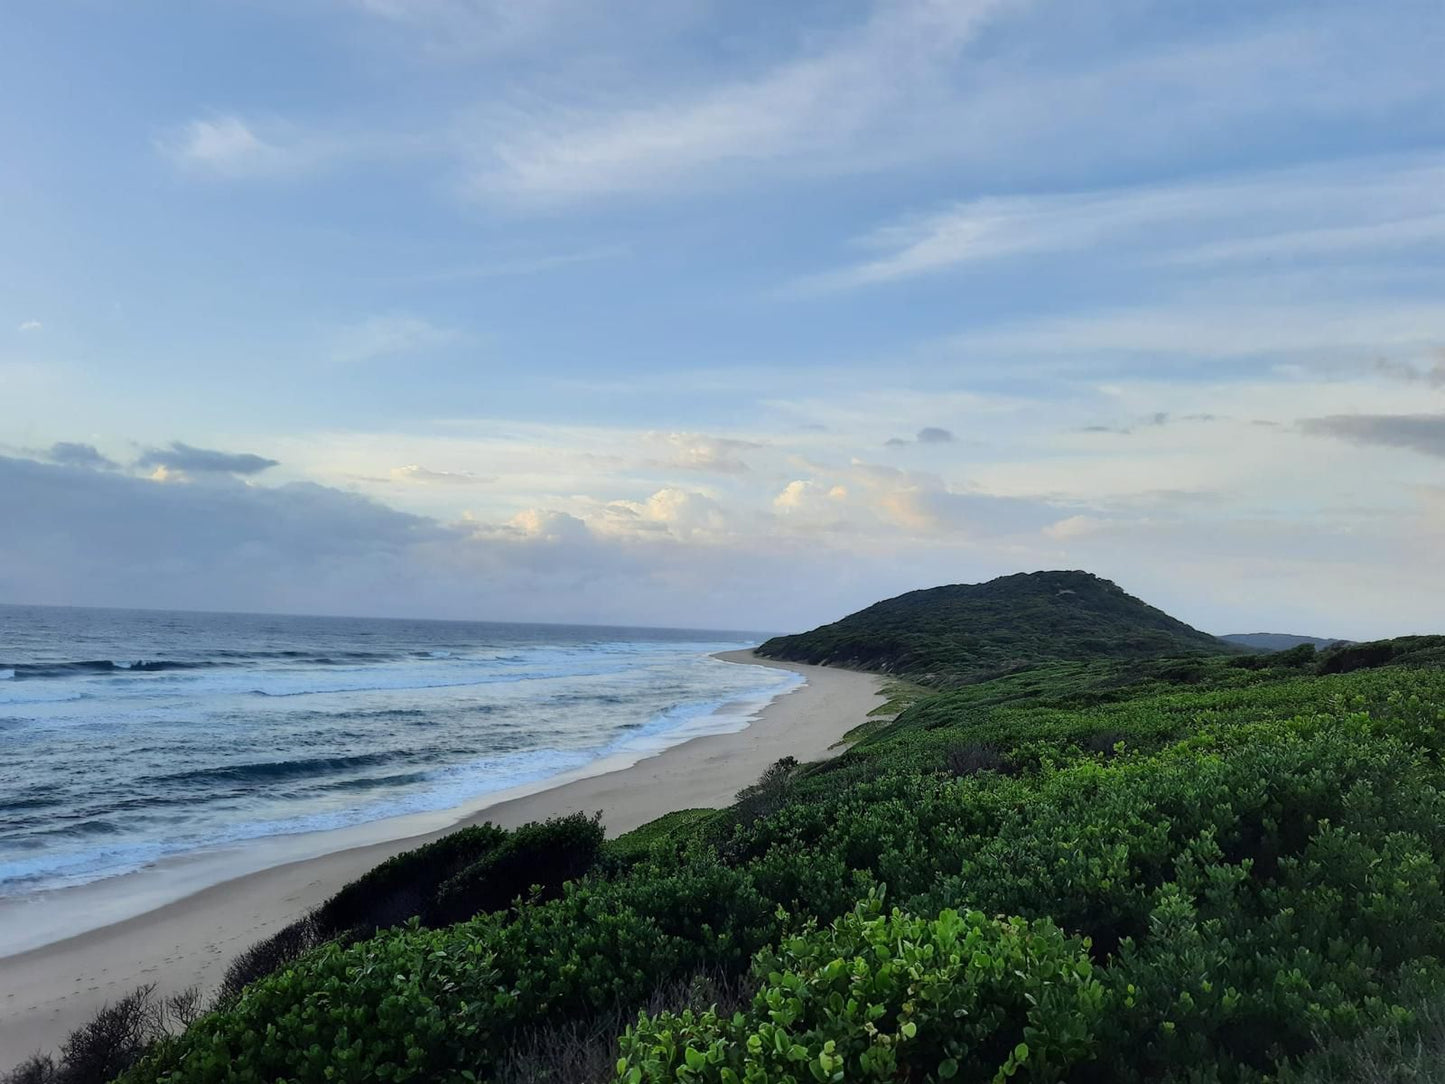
[0,650,410,681]
[4,658,212,679]
[154,750,412,786]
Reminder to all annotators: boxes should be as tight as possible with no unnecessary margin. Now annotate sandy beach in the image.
[0,651,884,1065]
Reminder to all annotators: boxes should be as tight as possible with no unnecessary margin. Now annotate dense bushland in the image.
[94,645,1445,1084]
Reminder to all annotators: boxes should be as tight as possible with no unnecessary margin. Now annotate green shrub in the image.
[615,899,1105,1083]
[605,809,722,866]
[316,823,508,936]
[428,812,605,925]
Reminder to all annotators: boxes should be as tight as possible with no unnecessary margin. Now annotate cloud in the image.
[158,116,315,179]
[596,487,731,541]
[461,0,1010,203]
[136,442,280,475]
[886,427,955,447]
[46,442,118,470]
[1376,354,1445,389]
[18,320,41,332]
[650,432,760,474]
[948,296,1445,362]
[772,460,1057,538]
[805,156,1445,289]
[1300,414,1445,459]
[390,464,496,485]
[328,315,460,364]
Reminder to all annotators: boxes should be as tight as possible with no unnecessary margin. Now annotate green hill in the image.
[1221,632,1348,651]
[757,569,1233,682]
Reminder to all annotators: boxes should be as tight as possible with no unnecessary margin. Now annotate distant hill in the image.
[757,570,1234,683]
[1221,633,1349,651]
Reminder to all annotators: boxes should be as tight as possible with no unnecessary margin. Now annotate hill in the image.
[1221,632,1349,651]
[756,569,1233,682]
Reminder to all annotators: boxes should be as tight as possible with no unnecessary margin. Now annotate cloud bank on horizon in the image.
[1,0,1442,637]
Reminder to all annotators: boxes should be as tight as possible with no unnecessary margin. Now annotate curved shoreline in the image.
[0,651,884,1064]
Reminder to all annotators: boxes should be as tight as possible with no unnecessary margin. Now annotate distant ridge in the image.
[1220,633,1350,651]
[758,570,1233,683]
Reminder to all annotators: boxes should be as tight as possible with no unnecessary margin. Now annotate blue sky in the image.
[2,0,1444,635]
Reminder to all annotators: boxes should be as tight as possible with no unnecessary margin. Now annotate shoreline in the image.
[0,651,884,1064]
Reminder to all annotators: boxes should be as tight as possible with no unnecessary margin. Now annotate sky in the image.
[2,0,1443,637]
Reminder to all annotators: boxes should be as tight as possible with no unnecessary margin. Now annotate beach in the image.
[0,651,884,1064]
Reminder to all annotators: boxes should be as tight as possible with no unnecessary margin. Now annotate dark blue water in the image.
[0,605,792,897]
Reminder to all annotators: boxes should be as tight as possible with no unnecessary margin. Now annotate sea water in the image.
[0,604,794,900]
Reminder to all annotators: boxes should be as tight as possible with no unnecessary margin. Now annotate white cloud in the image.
[328,314,460,364]
[390,464,495,485]
[461,0,1010,203]
[596,487,731,542]
[649,432,760,474]
[805,156,1445,289]
[158,116,313,179]
[18,320,42,332]
[948,296,1445,361]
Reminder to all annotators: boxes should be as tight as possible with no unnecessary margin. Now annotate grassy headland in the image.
[11,574,1445,1083]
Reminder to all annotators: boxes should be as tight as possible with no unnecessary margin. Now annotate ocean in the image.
[0,604,794,901]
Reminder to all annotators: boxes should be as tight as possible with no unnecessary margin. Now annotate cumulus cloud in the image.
[46,442,118,470]
[1300,413,1445,459]
[597,487,730,541]
[650,432,760,474]
[137,442,280,476]
[772,461,1056,538]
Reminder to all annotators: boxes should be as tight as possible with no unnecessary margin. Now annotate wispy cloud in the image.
[803,157,1445,290]
[390,464,496,485]
[157,116,314,179]
[948,296,1445,361]
[460,0,1010,204]
[328,315,461,364]
[18,320,42,332]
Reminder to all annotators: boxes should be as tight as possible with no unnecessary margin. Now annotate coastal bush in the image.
[214,913,322,1007]
[614,900,1105,1083]
[604,809,721,866]
[427,811,605,925]
[730,757,799,827]
[315,822,508,936]
[2,985,202,1084]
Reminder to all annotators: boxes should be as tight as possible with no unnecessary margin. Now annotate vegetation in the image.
[756,571,1234,683]
[13,582,1445,1083]
[1219,634,1348,651]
